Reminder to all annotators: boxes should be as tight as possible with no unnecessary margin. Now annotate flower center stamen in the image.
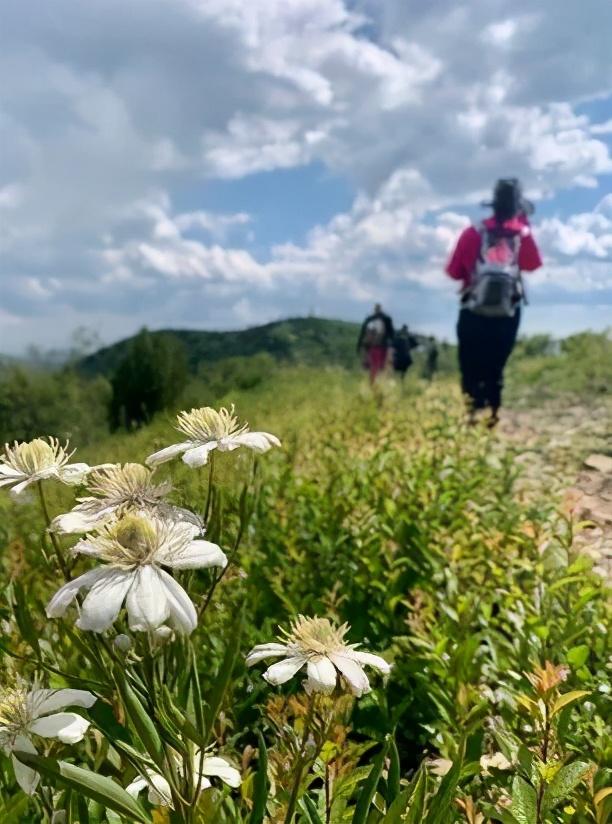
[87,463,170,508]
[94,514,161,568]
[281,615,350,657]
[175,406,248,443]
[3,438,71,475]
[0,686,31,743]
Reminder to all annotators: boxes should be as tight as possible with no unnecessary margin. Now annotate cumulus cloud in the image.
[1,0,612,351]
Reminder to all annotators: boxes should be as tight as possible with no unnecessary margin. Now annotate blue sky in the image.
[1,0,611,353]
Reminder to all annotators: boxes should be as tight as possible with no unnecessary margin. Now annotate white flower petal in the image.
[52,502,115,534]
[28,689,97,718]
[182,442,218,467]
[29,711,90,744]
[350,650,392,675]
[72,537,107,558]
[126,776,148,798]
[145,442,193,466]
[262,656,307,686]
[46,568,109,618]
[127,770,173,807]
[328,653,371,696]
[306,656,337,694]
[11,736,39,795]
[126,566,170,632]
[59,463,91,485]
[159,539,227,570]
[245,643,289,666]
[200,756,241,788]
[76,569,134,632]
[157,569,197,634]
[0,464,22,479]
[227,432,281,453]
[10,477,35,496]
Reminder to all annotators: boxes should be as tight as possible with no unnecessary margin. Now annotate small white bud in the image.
[113,634,132,652]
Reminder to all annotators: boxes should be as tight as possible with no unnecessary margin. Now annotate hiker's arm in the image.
[446,227,479,283]
[518,230,543,272]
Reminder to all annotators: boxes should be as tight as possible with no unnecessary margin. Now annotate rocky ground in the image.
[500,399,612,579]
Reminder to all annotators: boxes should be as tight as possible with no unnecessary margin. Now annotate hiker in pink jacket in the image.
[446,179,543,426]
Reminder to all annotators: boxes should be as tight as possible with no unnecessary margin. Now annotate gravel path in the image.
[500,400,612,578]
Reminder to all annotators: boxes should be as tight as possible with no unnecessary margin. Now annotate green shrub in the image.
[109,329,188,429]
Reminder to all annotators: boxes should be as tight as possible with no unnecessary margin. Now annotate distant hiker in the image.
[357,303,395,384]
[446,178,542,426]
[392,325,419,379]
[423,337,439,381]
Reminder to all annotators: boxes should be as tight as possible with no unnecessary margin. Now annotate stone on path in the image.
[584,453,612,474]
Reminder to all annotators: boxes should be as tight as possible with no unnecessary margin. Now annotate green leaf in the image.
[248,731,269,824]
[0,791,32,824]
[204,604,245,736]
[385,736,401,804]
[352,738,390,824]
[510,776,537,824]
[113,667,165,770]
[427,741,464,824]
[301,793,324,824]
[567,645,590,668]
[13,752,151,823]
[480,803,519,824]
[542,761,590,812]
[189,643,206,738]
[403,767,427,824]
[551,690,590,717]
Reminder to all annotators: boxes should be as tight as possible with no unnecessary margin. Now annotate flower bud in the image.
[113,634,132,652]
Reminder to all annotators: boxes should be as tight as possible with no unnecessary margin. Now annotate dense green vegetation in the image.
[0,358,609,822]
[1,319,610,445]
[78,318,364,376]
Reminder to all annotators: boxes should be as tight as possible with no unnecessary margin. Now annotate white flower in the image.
[246,615,391,697]
[46,513,227,634]
[146,406,280,468]
[126,750,241,808]
[51,462,200,534]
[0,682,96,794]
[0,438,90,496]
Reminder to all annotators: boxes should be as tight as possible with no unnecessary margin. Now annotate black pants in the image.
[457,308,520,411]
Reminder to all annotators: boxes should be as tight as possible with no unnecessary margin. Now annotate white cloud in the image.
[1,0,612,352]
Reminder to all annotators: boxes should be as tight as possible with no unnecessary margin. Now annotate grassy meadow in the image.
[0,335,611,823]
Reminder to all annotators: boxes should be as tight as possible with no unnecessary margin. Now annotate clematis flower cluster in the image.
[0,407,394,812]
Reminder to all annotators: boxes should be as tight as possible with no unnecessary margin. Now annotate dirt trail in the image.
[500,400,612,578]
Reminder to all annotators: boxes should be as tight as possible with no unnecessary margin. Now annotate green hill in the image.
[78,317,361,376]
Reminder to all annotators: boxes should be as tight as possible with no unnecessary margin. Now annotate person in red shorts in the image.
[446,179,543,426]
[357,303,395,384]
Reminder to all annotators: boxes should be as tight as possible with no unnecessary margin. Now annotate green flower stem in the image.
[36,481,70,581]
[204,452,215,524]
[284,693,317,824]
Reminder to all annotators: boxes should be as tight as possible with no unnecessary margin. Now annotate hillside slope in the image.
[78,317,361,376]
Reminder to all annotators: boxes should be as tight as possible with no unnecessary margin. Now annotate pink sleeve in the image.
[518,232,543,272]
[446,227,480,283]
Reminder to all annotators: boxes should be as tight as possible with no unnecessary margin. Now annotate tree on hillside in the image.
[110,329,188,429]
